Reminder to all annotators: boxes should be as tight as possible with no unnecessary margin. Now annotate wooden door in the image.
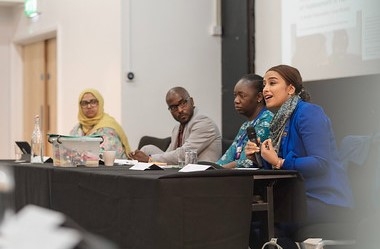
[46,38,57,156]
[23,38,57,157]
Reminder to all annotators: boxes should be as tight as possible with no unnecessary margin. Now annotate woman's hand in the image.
[261,139,284,169]
[245,140,260,160]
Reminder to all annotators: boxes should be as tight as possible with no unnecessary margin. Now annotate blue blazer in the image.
[265,101,353,208]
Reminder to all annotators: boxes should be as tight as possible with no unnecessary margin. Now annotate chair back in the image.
[137,136,171,152]
[222,138,234,155]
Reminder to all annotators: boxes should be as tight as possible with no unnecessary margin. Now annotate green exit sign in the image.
[24,0,39,18]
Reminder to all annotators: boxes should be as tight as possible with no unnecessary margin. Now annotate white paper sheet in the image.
[114,159,138,166]
[179,164,213,172]
[129,162,163,170]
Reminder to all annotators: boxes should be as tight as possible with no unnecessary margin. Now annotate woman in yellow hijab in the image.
[70,88,131,158]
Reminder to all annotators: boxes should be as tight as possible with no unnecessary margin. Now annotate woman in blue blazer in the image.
[246,65,353,229]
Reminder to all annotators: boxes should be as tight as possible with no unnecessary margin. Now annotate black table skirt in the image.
[2,162,306,249]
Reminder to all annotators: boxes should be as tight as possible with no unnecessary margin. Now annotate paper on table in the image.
[179,164,213,172]
[129,162,163,170]
[234,167,260,170]
[114,159,138,166]
[30,156,51,163]
[160,165,181,169]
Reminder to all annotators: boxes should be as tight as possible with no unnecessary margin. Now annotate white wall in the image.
[0,7,13,158]
[121,0,222,148]
[1,0,221,158]
[2,0,122,158]
[255,0,282,77]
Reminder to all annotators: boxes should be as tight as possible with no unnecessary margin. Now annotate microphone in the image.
[246,126,258,144]
[246,126,263,168]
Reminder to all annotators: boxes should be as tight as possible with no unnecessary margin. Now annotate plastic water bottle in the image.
[31,114,44,163]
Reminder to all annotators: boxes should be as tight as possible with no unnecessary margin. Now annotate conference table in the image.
[1,161,305,249]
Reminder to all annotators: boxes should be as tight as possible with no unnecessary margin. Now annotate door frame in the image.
[10,28,58,157]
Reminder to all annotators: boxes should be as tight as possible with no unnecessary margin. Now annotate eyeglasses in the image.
[168,97,190,112]
[80,99,98,108]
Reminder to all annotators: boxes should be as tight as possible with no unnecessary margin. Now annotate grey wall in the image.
[305,74,380,144]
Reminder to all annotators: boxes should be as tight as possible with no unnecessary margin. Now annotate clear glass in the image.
[177,147,186,168]
[185,149,197,165]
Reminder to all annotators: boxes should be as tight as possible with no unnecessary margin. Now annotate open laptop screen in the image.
[15,141,31,154]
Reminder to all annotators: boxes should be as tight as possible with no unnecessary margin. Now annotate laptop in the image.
[15,141,32,154]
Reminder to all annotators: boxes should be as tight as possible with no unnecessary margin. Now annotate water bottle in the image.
[31,114,44,163]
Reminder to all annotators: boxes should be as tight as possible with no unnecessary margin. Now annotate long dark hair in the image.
[266,65,311,102]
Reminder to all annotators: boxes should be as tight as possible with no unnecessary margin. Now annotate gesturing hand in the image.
[261,139,284,169]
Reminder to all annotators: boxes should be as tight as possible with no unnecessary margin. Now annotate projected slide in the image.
[282,0,380,80]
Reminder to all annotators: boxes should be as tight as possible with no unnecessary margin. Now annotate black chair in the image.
[137,136,171,152]
[222,138,234,155]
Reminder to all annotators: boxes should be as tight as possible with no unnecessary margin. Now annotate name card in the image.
[114,159,138,166]
[129,162,163,170]
[179,164,214,172]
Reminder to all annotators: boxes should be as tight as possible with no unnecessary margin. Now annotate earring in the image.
[258,100,261,103]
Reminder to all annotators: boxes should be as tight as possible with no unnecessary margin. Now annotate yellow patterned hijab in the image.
[77,88,131,153]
